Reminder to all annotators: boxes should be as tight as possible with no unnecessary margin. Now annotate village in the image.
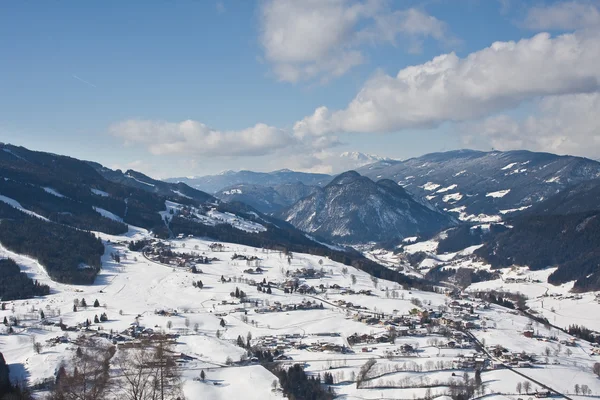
[3,234,600,400]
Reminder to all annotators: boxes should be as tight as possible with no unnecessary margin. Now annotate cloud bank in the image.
[110,120,295,157]
[294,30,600,137]
[259,0,456,83]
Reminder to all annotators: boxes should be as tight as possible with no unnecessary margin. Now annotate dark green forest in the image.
[0,258,50,301]
[0,202,104,284]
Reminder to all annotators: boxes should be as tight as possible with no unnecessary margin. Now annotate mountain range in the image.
[357,149,600,221]
[182,149,600,224]
[167,169,331,194]
[3,142,600,291]
[0,143,418,288]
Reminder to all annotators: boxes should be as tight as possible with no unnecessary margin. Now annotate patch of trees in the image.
[426,266,499,288]
[231,287,246,299]
[476,211,600,291]
[128,239,152,252]
[568,324,600,345]
[404,251,428,268]
[0,258,50,301]
[120,193,166,233]
[0,202,104,284]
[269,364,334,400]
[471,290,527,310]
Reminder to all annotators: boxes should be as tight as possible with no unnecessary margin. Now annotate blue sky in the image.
[2,0,600,177]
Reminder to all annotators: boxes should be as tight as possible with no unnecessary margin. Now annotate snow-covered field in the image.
[2,225,600,399]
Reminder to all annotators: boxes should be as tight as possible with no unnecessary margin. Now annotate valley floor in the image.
[1,228,600,399]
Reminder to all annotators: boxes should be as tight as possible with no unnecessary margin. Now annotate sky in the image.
[1,0,600,178]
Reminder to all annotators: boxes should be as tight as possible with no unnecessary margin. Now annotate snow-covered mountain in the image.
[357,149,600,222]
[330,152,397,173]
[0,143,407,287]
[166,169,331,194]
[278,171,455,245]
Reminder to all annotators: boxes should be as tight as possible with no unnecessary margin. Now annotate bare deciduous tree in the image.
[49,335,114,400]
[113,335,183,400]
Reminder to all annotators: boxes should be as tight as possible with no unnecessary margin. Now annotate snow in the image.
[468,266,600,332]
[442,193,463,203]
[448,206,502,223]
[160,201,267,233]
[421,182,440,191]
[43,187,65,198]
[93,206,124,222]
[1,197,600,398]
[222,189,242,195]
[91,188,109,197]
[125,174,155,187]
[305,234,345,251]
[0,194,50,221]
[507,168,528,175]
[501,162,517,170]
[403,238,438,254]
[499,205,531,214]
[182,365,281,400]
[205,210,267,233]
[1,234,436,391]
[172,190,192,199]
[1,225,599,399]
[436,184,457,193]
[486,189,511,198]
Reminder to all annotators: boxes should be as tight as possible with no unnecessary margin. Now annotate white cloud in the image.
[110,119,295,157]
[524,1,600,30]
[362,8,459,54]
[294,30,600,136]
[461,93,600,158]
[259,0,456,83]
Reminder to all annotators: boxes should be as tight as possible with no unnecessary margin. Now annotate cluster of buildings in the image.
[254,333,350,355]
[254,299,325,314]
[143,240,214,269]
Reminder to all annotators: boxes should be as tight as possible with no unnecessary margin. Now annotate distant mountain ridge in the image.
[215,182,318,214]
[278,171,455,244]
[357,149,600,221]
[167,169,332,194]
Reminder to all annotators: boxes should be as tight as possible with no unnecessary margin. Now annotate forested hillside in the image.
[476,211,600,292]
[0,202,104,284]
